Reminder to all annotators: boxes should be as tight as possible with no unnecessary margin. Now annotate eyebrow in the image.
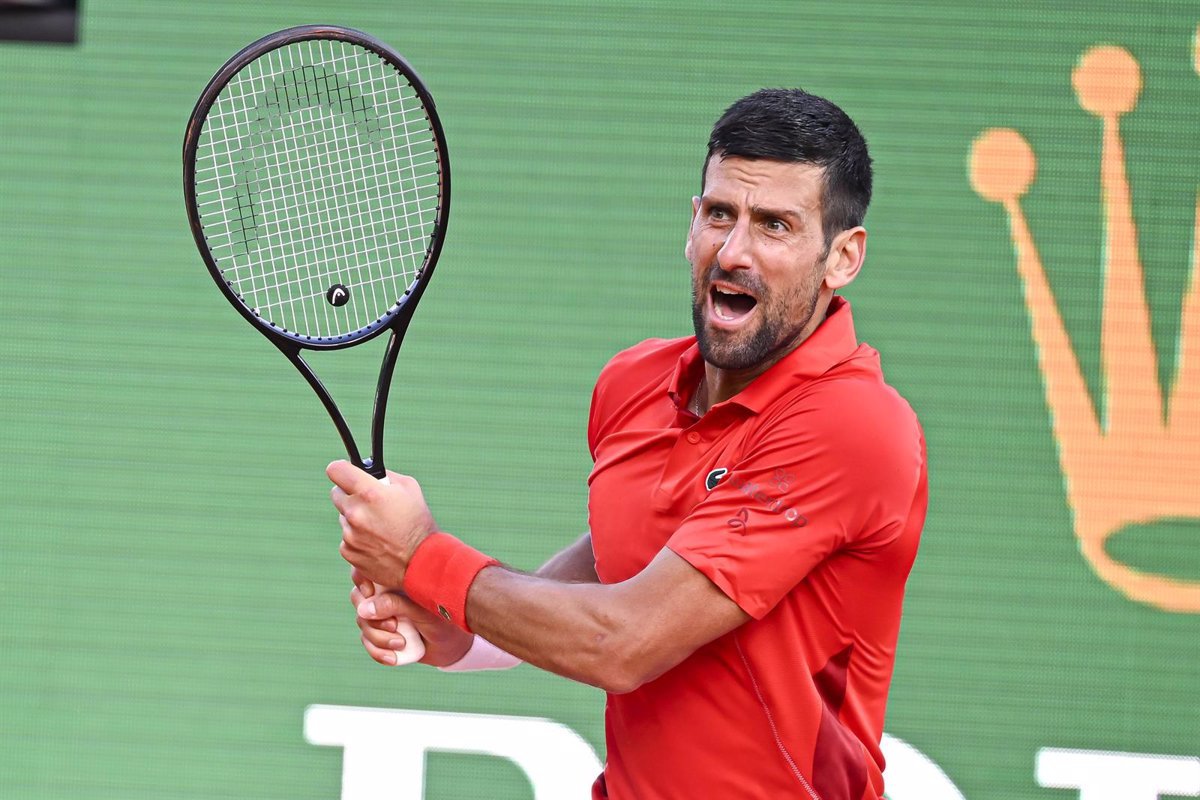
[699,197,812,228]
[750,204,806,224]
[701,198,804,218]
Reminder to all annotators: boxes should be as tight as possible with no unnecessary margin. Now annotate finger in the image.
[357,590,424,621]
[327,460,377,495]
[360,620,409,652]
[356,615,399,635]
[350,584,381,608]
[349,567,377,601]
[330,488,351,517]
[361,633,398,666]
[339,539,363,570]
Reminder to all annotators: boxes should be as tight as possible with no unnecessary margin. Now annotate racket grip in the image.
[358,580,426,666]
[354,473,426,666]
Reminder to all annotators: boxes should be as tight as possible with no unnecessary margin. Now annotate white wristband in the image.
[438,635,522,672]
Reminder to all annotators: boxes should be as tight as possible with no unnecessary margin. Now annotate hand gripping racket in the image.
[183,25,448,664]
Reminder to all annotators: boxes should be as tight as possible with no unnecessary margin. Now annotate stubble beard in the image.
[691,265,824,371]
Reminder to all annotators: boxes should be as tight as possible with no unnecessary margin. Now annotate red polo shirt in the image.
[586,297,926,800]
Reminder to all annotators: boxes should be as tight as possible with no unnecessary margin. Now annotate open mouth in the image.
[710,285,758,322]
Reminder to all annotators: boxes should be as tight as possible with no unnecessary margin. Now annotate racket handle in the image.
[358,580,426,666]
[355,473,426,666]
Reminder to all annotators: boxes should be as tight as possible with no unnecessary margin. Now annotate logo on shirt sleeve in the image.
[707,467,808,527]
[705,467,729,492]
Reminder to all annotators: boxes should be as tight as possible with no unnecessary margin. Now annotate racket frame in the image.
[183,24,450,479]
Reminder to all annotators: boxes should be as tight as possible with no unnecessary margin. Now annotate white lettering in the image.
[304,708,1200,800]
[880,734,967,800]
[1037,748,1200,799]
[304,704,602,800]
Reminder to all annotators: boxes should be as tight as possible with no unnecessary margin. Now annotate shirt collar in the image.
[667,295,861,415]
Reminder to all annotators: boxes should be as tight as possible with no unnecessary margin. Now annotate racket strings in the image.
[194,37,442,340]
[261,41,429,335]
[267,41,424,325]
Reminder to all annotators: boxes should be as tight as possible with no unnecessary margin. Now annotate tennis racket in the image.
[183,25,449,664]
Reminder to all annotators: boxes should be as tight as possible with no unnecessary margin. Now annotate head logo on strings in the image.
[327,283,350,307]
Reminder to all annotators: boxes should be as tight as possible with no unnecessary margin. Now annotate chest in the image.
[587,403,757,583]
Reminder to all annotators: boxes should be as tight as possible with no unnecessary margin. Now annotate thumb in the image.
[350,567,376,600]
[357,589,428,621]
[327,459,376,495]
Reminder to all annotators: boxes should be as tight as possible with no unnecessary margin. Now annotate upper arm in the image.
[536,532,599,583]
[604,547,750,688]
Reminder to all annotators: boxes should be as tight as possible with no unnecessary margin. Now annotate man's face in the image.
[686,155,832,372]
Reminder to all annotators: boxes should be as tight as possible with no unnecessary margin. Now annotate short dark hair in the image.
[704,88,873,248]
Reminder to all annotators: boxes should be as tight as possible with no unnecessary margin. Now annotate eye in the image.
[708,206,731,221]
[763,218,788,233]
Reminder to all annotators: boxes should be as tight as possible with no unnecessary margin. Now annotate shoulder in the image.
[746,363,926,543]
[596,336,693,391]
[754,355,924,486]
[816,353,921,440]
[588,337,693,457]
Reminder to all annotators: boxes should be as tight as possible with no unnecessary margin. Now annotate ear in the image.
[684,195,701,262]
[823,226,867,290]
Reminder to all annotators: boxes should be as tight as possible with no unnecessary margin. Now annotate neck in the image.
[697,292,834,413]
[699,362,764,413]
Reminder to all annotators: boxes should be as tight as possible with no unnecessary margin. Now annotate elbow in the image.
[595,665,648,695]
[587,636,664,695]
[574,595,674,694]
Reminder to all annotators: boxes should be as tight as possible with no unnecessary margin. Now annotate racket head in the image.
[183,25,450,350]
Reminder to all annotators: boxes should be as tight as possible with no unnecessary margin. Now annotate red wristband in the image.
[403,532,498,633]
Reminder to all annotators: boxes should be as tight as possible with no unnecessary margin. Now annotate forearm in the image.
[335,465,739,684]
[397,532,747,691]
[435,533,599,674]
[464,564,671,694]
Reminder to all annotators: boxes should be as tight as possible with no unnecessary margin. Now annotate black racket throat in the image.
[278,329,401,479]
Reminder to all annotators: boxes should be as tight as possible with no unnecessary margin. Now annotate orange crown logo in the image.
[969,30,1200,613]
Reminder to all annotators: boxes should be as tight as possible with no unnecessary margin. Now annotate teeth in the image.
[712,286,755,322]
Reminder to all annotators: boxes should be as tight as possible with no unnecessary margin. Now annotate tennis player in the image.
[330,88,927,800]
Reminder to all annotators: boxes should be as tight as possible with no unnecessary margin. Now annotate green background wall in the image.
[1,1,1197,797]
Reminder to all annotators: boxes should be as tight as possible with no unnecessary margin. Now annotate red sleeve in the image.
[666,382,925,619]
[587,348,628,459]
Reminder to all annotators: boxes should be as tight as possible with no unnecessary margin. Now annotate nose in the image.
[716,218,752,272]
